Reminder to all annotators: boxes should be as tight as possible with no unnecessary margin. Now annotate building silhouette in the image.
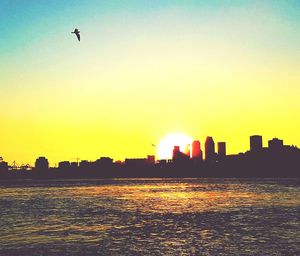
[185,144,191,158]
[0,133,299,179]
[268,138,284,151]
[95,157,113,169]
[70,162,78,169]
[191,140,202,160]
[58,161,71,169]
[147,155,155,164]
[79,160,92,170]
[250,135,263,151]
[0,160,8,172]
[125,158,149,167]
[172,146,181,161]
[35,157,49,170]
[217,142,226,159]
[205,136,215,162]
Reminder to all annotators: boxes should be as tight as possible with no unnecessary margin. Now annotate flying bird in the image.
[72,28,80,41]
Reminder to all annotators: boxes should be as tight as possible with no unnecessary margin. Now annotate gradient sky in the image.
[1,0,300,165]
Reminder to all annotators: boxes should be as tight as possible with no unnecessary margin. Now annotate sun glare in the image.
[157,133,193,160]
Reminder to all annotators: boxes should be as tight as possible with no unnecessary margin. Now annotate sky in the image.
[0,0,300,165]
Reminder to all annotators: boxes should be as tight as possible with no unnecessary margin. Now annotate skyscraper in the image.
[205,136,215,162]
[172,146,181,161]
[191,140,203,160]
[217,142,226,159]
[250,135,263,151]
[185,144,191,158]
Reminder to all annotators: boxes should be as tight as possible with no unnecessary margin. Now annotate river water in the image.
[0,178,299,255]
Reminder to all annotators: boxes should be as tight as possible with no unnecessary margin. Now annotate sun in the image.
[157,133,193,160]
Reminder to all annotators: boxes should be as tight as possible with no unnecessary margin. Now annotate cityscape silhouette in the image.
[1,134,299,179]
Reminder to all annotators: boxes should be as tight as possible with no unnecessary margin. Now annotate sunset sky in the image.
[1,0,300,165]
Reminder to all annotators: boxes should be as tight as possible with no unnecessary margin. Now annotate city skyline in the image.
[1,133,299,179]
[1,1,300,165]
[0,133,298,168]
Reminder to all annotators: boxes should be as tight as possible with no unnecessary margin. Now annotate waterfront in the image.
[0,178,299,255]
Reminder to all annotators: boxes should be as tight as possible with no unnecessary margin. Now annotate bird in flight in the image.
[72,28,80,41]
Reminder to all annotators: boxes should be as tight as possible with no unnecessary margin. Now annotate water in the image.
[0,178,299,255]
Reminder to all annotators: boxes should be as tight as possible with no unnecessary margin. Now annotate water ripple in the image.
[0,178,299,255]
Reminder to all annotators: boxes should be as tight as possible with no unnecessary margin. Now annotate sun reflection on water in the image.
[64,180,299,214]
[0,179,299,255]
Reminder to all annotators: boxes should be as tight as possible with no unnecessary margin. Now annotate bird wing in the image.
[76,33,80,41]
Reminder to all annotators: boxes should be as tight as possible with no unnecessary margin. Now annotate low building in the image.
[35,157,49,170]
[58,161,71,169]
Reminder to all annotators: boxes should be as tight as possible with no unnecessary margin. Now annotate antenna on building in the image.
[73,157,80,164]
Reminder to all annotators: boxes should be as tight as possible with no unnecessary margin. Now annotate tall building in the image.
[250,135,263,151]
[172,145,190,163]
[185,144,191,158]
[35,156,49,170]
[205,136,215,161]
[191,140,203,160]
[218,142,226,159]
[172,146,181,161]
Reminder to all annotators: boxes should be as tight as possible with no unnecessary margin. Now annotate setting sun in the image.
[157,133,193,160]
